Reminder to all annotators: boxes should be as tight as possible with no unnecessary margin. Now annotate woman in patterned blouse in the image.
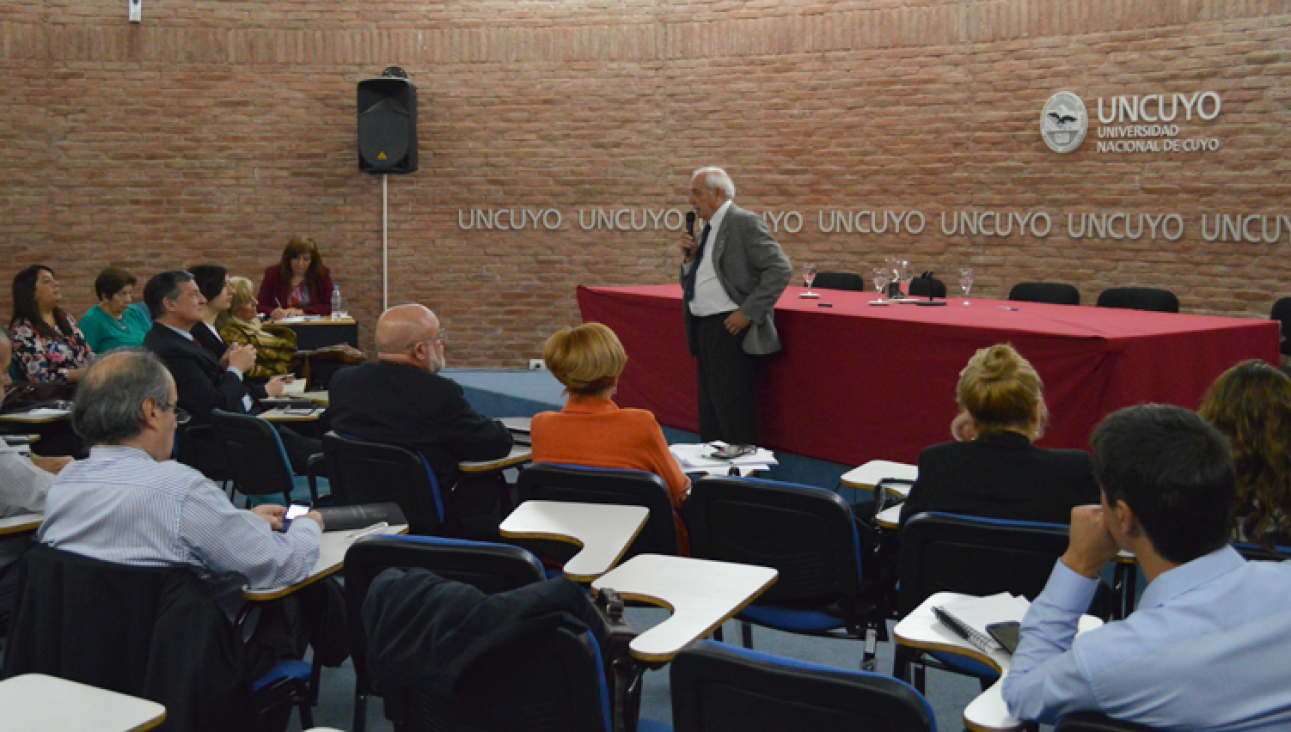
[9,265,93,384]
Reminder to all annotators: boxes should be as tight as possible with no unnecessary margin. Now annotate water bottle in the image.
[330,286,343,321]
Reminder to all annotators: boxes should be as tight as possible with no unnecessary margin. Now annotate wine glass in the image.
[873,267,892,302]
[959,268,974,305]
[893,259,910,298]
[801,263,819,298]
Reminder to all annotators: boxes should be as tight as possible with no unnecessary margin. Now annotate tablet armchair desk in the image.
[498,500,648,582]
[894,591,1103,732]
[0,512,43,537]
[0,673,167,732]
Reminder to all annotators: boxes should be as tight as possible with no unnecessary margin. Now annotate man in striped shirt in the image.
[38,348,325,617]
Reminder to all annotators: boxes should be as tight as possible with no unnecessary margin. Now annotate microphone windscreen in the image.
[686,211,696,236]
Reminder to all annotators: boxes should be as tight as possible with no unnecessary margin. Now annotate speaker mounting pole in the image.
[382,174,389,312]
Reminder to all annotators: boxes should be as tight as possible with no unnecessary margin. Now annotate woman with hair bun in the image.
[530,322,692,553]
[1198,359,1291,547]
[898,343,1098,526]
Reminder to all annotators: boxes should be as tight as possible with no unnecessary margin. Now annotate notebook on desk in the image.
[261,398,318,410]
[316,502,407,532]
[932,592,1030,655]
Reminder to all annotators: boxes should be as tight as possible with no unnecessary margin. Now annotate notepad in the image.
[280,379,306,395]
[932,592,1030,654]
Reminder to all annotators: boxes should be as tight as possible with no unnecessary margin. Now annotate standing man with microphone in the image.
[678,167,792,445]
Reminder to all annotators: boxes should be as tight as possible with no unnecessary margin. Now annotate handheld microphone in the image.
[685,211,696,237]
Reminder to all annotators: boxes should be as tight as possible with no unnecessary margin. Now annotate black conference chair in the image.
[813,271,865,292]
[323,431,445,536]
[895,512,1077,692]
[1054,712,1156,731]
[908,276,947,298]
[3,544,314,731]
[344,534,547,732]
[1009,282,1081,305]
[208,409,324,507]
[688,476,888,670]
[670,640,935,732]
[516,463,681,561]
[1270,297,1291,360]
[1096,287,1179,313]
[1233,540,1291,562]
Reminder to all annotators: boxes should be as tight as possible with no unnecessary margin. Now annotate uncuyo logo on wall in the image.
[1041,91,1088,154]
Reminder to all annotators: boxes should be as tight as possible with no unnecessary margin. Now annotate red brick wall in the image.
[2,1,1288,366]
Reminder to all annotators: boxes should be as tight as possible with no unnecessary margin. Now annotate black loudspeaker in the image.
[357,77,418,174]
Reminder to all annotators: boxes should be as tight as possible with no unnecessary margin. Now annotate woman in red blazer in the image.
[257,236,335,318]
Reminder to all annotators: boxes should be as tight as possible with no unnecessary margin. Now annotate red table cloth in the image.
[577,284,1279,466]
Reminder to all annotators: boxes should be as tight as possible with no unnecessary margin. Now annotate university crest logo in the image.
[1041,92,1088,154]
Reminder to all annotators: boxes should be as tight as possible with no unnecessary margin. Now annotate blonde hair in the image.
[955,344,1048,441]
[227,277,257,322]
[543,323,627,397]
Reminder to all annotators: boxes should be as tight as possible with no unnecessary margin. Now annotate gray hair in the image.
[143,270,196,321]
[692,167,736,199]
[72,349,173,446]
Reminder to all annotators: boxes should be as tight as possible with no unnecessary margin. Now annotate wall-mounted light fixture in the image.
[129,0,142,24]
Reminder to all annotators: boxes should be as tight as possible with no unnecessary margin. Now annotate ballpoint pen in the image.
[996,306,1019,311]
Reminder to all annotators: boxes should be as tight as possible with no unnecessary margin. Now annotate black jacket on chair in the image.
[2,544,259,732]
[363,567,609,695]
[899,430,1099,527]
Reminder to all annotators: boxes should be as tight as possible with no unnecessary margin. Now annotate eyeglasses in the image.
[406,329,448,350]
[157,400,192,425]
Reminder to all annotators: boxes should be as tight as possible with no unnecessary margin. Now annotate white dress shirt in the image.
[688,200,741,317]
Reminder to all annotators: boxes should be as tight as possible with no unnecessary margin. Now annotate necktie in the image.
[683,223,712,302]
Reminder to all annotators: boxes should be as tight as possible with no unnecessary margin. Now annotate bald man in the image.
[327,305,513,531]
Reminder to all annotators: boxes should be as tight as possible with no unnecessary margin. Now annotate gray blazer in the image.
[680,204,793,356]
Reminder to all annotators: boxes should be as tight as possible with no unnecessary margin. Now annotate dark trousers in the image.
[694,314,759,445]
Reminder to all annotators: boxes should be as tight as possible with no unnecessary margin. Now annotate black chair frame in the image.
[344,534,546,732]
[1009,282,1081,305]
[1095,287,1179,313]
[323,431,444,536]
[895,512,1076,692]
[516,463,680,560]
[688,475,889,669]
[670,640,936,732]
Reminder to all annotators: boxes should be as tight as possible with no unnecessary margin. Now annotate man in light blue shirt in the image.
[39,348,325,593]
[1002,404,1291,730]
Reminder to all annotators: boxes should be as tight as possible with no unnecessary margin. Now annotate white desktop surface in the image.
[0,512,43,536]
[243,523,408,600]
[459,444,532,472]
[840,459,917,496]
[500,501,648,582]
[0,673,166,732]
[592,554,778,663]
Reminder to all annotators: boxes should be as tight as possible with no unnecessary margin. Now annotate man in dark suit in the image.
[142,270,321,477]
[327,304,513,528]
[678,166,792,445]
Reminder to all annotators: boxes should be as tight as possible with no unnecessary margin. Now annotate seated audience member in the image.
[0,329,73,616]
[1199,359,1291,547]
[899,343,1098,526]
[191,265,295,396]
[37,349,328,677]
[141,270,320,476]
[328,304,513,497]
[1002,404,1291,728]
[222,276,301,378]
[530,323,692,552]
[258,236,335,319]
[9,264,93,384]
[79,267,151,353]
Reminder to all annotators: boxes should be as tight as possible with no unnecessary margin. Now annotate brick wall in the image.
[1,0,1288,366]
